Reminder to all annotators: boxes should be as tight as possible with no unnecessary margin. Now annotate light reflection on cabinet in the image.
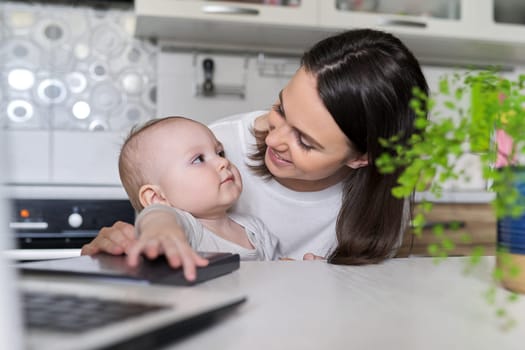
[200,0,302,6]
[136,0,316,27]
[320,0,470,38]
[335,0,461,20]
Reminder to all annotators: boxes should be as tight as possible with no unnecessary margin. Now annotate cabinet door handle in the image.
[379,18,427,28]
[202,5,260,15]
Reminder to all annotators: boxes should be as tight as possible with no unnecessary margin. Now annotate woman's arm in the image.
[80,221,136,256]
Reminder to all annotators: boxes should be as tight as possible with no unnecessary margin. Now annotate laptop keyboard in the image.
[23,291,168,333]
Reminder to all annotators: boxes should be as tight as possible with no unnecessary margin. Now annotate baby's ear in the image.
[138,184,168,208]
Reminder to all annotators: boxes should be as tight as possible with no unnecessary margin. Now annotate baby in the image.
[119,116,280,262]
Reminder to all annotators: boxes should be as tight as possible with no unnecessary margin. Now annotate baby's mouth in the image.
[221,176,234,184]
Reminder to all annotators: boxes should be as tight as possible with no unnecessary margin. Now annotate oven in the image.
[4,186,135,261]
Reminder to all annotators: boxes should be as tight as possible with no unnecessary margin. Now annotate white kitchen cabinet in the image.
[481,0,525,43]
[136,0,317,27]
[135,0,327,53]
[318,0,525,66]
[320,0,469,39]
[136,0,525,65]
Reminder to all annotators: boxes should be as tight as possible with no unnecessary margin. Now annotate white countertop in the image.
[20,256,525,349]
[4,249,81,261]
[170,257,523,350]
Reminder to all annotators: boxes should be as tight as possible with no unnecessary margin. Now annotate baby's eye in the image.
[192,155,204,164]
[217,150,226,157]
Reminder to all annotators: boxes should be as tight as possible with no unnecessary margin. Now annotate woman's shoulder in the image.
[208,110,266,130]
[209,111,266,152]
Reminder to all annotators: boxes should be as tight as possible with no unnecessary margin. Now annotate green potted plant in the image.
[376,68,525,328]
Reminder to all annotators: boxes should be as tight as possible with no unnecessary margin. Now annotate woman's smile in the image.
[267,147,292,167]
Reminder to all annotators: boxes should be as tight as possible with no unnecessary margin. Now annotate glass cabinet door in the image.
[493,0,525,25]
[334,0,461,20]
[319,0,469,38]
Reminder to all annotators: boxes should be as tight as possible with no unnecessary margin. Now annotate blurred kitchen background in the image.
[2,0,525,256]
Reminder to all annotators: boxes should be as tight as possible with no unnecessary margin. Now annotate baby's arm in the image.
[127,204,208,281]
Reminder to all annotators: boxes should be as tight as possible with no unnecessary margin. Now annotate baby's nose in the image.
[217,156,230,170]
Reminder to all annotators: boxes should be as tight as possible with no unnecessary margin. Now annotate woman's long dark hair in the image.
[250,29,428,264]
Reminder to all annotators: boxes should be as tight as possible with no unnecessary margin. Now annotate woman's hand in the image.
[126,209,209,281]
[303,253,326,261]
[81,221,136,256]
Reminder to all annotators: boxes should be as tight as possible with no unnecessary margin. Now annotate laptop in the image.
[18,251,241,286]
[0,141,246,350]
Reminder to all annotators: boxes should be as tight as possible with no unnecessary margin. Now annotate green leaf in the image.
[444,101,456,110]
[493,268,504,281]
[455,87,464,100]
[496,308,506,317]
[441,238,455,251]
[470,246,485,265]
[509,265,521,278]
[412,213,426,229]
[439,77,450,95]
[432,224,444,237]
[459,233,472,244]
[414,117,428,130]
[427,243,440,256]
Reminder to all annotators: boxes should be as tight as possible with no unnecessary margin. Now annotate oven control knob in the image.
[68,212,83,228]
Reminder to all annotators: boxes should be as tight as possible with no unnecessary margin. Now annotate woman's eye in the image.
[271,103,284,117]
[217,150,226,157]
[192,155,204,164]
[296,133,314,151]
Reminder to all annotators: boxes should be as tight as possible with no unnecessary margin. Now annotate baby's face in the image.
[145,119,242,217]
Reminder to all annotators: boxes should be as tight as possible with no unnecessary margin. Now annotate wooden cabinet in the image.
[396,203,497,257]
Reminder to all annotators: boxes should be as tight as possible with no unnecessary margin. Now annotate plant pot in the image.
[497,166,525,294]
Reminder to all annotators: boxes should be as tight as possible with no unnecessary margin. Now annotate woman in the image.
[81,29,428,280]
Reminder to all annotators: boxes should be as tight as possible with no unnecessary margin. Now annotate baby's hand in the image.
[126,210,208,281]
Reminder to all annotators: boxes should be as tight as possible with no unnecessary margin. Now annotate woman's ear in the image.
[138,184,168,208]
[345,153,369,169]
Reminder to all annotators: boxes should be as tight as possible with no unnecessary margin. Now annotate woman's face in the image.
[264,67,367,191]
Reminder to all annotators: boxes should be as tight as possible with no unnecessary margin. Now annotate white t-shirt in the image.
[209,111,342,260]
[137,204,280,261]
